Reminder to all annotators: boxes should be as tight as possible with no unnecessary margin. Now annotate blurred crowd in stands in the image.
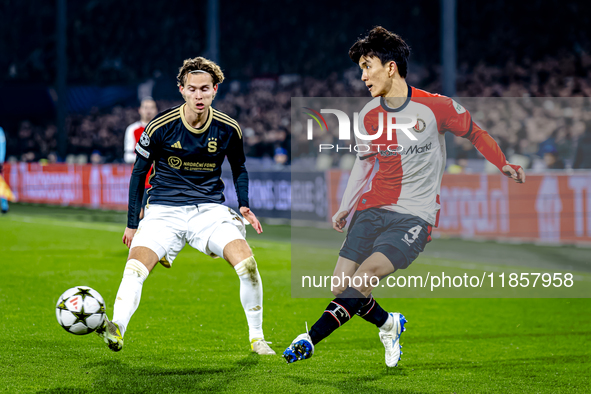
[5,52,591,171]
[4,1,591,171]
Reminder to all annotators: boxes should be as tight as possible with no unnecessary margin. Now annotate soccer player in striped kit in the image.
[284,27,525,366]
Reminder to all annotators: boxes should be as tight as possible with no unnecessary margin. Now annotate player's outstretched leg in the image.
[234,256,275,355]
[96,258,150,352]
[283,287,365,363]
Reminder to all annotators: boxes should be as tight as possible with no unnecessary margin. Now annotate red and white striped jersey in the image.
[124,120,152,188]
[124,121,147,164]
[335,86,508,227]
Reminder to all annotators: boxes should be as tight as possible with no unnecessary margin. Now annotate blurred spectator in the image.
[447,151,469,174]
[90,150,104,164]
[273,147,288,167]
[573,124,591,169]
[537,129,559,158]
[543,147,565,169]
[124,97,158,163]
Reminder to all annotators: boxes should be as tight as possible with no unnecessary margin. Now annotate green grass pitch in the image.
[0,204,589,393]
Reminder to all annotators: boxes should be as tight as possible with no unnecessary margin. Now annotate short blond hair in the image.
[177,57,225,87]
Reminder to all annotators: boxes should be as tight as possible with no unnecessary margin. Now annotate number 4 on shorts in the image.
[402,225,422,246]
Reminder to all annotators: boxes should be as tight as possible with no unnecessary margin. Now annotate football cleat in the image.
[283,331,314,364]
[95,318,124,352]
[251,338,276,355]
[158,256,171,268]
[379,312,407,367]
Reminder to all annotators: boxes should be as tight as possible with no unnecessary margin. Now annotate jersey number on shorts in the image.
[402,225,422,245]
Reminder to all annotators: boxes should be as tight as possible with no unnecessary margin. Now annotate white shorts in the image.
[131,203,247,265]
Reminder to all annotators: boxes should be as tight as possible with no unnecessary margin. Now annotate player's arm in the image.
[443,100,525,183]
[465,121,525,183]
[332,114,377,232]
[123,128,157,247]
[227,126,262,234]
[123,155,152,247]
[332,154,375,232]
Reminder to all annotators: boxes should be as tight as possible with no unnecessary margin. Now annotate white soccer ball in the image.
[56,286,106,335]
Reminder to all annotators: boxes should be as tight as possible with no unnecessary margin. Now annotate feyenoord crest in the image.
[140,132,150,147]
[413,117,426,133]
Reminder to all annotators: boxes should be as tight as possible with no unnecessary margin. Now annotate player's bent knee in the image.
[223,239,253,265]
[128,246,159,272]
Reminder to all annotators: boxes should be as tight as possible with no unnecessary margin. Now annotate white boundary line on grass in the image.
[5,215,122,233]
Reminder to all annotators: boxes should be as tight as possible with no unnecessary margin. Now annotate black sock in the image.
[309,287,366,345]
[356,295,389,328]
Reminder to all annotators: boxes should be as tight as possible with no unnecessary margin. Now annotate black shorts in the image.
[339,208,432,270]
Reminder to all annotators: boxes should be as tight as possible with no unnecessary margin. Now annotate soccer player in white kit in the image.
[284,27,525,366]
[97,57,275,355]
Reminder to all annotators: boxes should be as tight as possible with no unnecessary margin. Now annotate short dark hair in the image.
[349,26,411,78]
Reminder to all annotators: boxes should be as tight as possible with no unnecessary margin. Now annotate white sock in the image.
[112,259,149,337]
[380,313,394,332]
[234,256,264,340]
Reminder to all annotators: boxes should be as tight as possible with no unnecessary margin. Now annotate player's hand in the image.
[332,210,349,233]
[122,227,137,249]
[502,164,526,184]
[240,207,263,234]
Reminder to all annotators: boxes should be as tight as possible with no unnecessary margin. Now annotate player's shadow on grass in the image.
[286,368,430,394]
[413,330,591,343]
[78,355,261,393]
[412,354,589,371]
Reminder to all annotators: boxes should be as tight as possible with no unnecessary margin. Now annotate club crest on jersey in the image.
[413,117,426,133]
[208,137,218,153]
[168,156,182,169]
[140,132,150,147]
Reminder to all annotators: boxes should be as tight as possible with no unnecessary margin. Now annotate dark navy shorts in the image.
[339,208,432,270]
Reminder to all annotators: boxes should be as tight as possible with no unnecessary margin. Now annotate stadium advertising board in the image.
[4,163,300,219]
[4,163,591,245]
